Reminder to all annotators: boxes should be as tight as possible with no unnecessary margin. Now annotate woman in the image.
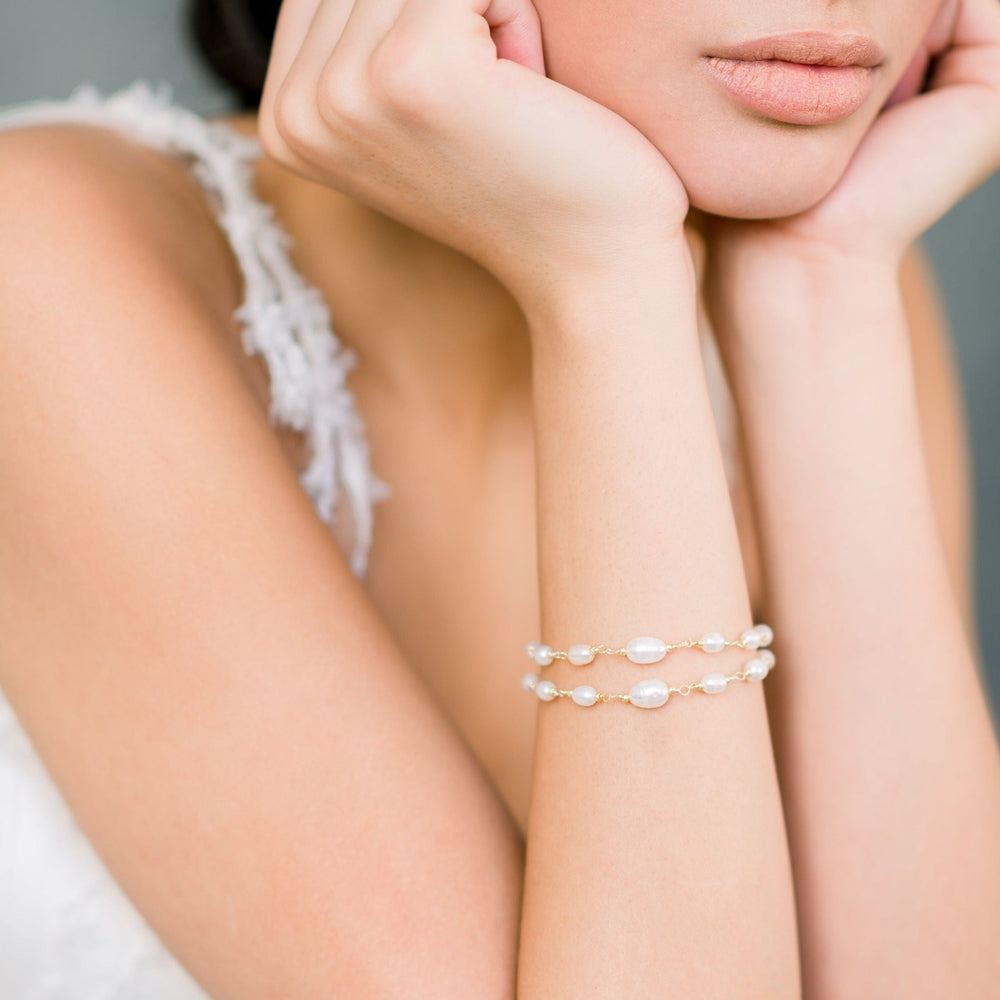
[0,0,998,995]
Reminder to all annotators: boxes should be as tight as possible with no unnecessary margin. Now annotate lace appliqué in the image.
[0,80,391,579]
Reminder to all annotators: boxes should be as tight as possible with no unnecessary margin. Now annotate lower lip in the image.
[703,56,876,125]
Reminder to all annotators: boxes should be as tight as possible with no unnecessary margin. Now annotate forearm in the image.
[720,253,1000,998]
[516,245,800,999]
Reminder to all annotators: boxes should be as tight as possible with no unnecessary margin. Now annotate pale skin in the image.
[0,0,998,999]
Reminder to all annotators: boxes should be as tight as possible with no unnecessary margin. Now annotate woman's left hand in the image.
[692,0,1000,273]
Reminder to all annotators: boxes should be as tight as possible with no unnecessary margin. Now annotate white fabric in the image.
[0,79,392,582]
[0,80,739,997]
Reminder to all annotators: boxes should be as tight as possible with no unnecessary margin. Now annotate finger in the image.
[374,0,542,82]
[485,0,545,74]
[259,0,330,172]
[285,0,385,131]
[269,0,542,143]
[925,0,1000,90]
[266,0,328,89]
[284,0,428,140]
[949,0,1000,47]
[858,0,1000,244]
[335,0,543,76]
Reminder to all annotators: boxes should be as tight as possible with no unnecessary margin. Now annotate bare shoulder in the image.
[0,121,519,999]
[0,121,242,330]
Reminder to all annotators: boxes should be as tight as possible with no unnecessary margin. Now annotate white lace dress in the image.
[0,80,740,998]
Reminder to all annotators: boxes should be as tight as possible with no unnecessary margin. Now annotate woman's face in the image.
[533,0,947,218]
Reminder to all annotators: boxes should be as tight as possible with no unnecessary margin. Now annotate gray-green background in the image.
[2,1,998,723]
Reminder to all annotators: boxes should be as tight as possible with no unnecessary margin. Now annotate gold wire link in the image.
[588,644,628,657]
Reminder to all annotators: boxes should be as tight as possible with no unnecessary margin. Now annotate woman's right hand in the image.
[258,0,691,316]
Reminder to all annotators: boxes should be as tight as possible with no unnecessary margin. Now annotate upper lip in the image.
[706,30,885,68]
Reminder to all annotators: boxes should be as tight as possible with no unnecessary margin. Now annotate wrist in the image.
[718,256,916,413]
[519,233,698,342]
[713,237,902,307]
[706,238,907,362]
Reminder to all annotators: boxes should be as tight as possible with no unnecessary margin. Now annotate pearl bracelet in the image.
[524,622,774,668]
[521,648,776,709]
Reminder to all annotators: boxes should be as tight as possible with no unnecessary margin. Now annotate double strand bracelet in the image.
[520,623,776,710]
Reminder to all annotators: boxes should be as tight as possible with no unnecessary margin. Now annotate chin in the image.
[663,116,869,221]
[685,170,841,220]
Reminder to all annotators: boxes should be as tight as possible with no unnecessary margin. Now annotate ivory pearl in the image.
[535,679,559,701]
[701,672,728,694]
[521,672,539,692]
[700,631,726,653]
[571,685,598,707]
[759,648,776,669]
[745,658,769,681]
[568,644,595,666]
[524,642,539,659]
[628,678,670,708]
[740,628,762,649]
[755,623,774,647]
[626,636,667,664]
[533,644,554,667]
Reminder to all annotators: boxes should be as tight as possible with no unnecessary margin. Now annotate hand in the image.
[692,0,1000,277]
[257,0,691,317]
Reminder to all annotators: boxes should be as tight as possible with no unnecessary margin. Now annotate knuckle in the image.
[269,79,321,157]
[257,102,297,167]
[368,35,440,116]
[315,61,369,131]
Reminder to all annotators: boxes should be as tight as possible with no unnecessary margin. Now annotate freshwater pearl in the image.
[626,636,667,664]
[533,644,554,667]
[740,627,762,649]
[628,678,670,708]
[701,672,728,694]
[521,672,539,692]
[755,623,774,647]
[700,631,726,653]
[745,658,769,681]
[535,679,559,701]
[571,685,598,707]
[568,644,595,666]
[524,642,539,659]
[758,648,776,669]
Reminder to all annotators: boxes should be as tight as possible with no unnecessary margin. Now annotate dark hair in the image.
[189,0,283,110]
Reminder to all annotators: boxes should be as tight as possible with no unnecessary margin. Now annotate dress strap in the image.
[0,80,391,580]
